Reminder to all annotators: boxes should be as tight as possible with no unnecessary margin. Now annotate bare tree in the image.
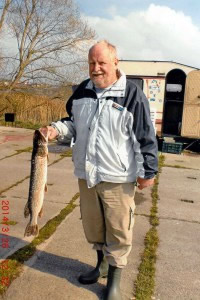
[0,0,12,32]
[0,1,12,69]
[2,0,94,89]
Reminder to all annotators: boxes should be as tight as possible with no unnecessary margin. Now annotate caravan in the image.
[119,60,200,152]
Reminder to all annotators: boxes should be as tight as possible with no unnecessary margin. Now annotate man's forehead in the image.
[89,46,113,61]
[89,53,111,61]
[90,45,109,54]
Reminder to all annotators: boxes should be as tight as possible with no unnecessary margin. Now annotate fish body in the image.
[24,129,48,237]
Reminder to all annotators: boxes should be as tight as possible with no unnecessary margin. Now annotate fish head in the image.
[33,130,48,155]
[34,129,48,143]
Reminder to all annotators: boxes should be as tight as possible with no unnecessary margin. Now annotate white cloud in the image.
[85,4,200,68]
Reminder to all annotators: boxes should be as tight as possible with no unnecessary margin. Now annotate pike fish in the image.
[24,129,48,237]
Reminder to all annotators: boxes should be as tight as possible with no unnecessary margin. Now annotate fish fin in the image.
[45,184,48,192]
[24,222,31,237]
[24,222,39,237]
[38,206,43,218]
[24,202,30,218]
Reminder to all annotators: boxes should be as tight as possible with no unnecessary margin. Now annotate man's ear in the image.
[114,58,119,66]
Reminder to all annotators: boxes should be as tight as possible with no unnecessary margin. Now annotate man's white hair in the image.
[89,40,118,60]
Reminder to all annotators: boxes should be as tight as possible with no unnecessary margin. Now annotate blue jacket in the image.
[51,72,158,188]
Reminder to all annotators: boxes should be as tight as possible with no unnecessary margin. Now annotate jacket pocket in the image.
[116,152,127,172]
[128,205,135,230]
[72,142,86,171]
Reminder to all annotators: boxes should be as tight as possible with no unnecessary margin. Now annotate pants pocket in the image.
[79,199,82,220]
[128,204,135,230]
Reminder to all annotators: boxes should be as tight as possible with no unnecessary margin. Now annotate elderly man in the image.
[42,40,158,300]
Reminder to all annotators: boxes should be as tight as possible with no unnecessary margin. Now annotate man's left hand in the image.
[137,177,155,190]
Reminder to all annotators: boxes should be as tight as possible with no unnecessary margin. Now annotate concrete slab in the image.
[164,152,200,170]
[0,157,79,260]
[122,215,150,299]
[0,126,32,136]
[0,144,70,193]
[158,167,200,222]
[134,188,152,216]
[0,125,70,161]
[0,126,33,159]
[3,127,200,300]
[154,158,200,299]
[0,127,153,299]
[4,204,150,300]
[0,152,31,191]
[154,219,200,300]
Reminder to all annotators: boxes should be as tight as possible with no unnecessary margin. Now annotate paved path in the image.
[0,126,200,299]
[154,158,200,300]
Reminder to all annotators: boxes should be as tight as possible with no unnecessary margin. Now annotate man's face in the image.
[88,44,118,88]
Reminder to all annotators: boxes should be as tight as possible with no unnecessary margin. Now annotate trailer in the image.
[119,60,200,153]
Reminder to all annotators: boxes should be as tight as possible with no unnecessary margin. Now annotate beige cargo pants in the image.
[78,179,136,268]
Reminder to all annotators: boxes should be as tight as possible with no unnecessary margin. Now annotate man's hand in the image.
[40,126,59,141]
[137,177,155,190]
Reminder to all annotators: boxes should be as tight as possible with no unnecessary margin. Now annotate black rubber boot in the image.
[78,250,108,284]
[104,265,122,300]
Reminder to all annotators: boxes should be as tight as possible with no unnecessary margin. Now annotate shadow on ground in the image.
[2,235,106,299]
[135,191,147,206]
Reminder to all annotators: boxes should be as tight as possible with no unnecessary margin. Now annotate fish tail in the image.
[24,222,39,237]
[24,202,30,218]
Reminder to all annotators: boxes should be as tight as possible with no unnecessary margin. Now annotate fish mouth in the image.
[34,129,48,143]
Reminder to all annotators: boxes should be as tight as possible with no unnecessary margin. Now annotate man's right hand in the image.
[40,126,59,141]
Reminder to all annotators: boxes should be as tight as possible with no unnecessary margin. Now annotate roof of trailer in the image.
[119,60,199,70]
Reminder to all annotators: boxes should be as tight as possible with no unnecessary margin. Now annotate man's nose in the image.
[93,63,100,72]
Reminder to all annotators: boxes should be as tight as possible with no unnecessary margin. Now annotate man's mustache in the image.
[92,72,104,75]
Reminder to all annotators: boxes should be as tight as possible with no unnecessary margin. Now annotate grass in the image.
[60,150,72,158]
[0,147,33,162]
[0,221,18,225]
[48,149,73,166]
[0,192,79,295]
[134,154,165,300]
[0,149,73,196]
[163,163,196,170]
[134,228,159,299]
[0,120,41,130]
[0,176,30,196]
[0,145,72,163]
[0,89,67,128]
[15,147,32,154]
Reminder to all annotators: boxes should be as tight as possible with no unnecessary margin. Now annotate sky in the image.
[76,0,200,68]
